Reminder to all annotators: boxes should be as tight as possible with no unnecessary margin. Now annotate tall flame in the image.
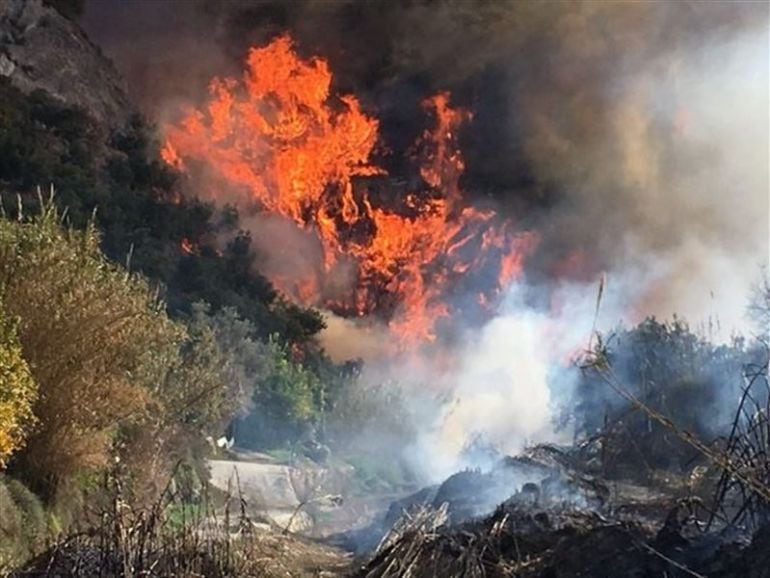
[163,35,536,347]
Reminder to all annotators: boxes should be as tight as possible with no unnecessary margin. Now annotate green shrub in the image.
[235,337,325,450]
[0,200,181,500]
[0,475,47,572]
[0,479,23,571]
[0,475,48,566]
[0,200,236,513]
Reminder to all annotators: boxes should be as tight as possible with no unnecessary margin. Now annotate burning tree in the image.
[162,35,536,348]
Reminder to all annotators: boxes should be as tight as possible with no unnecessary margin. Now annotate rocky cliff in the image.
[0,0,132,128]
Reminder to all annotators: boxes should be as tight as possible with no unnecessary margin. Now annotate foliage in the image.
[186,302,263,417]
[0,302,37,467]
[0,475,48,573]
[0,478,24,572]
[234,337,324,450]
[0,79,102,205]
[0,199,177,498]
[188,302,416,462]
[189,303,345,452]
[572,317,752,476]
[0,77,325,349]
[0,200,237,508]
[116,322,234,504]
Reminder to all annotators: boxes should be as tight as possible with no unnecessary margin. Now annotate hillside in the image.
[1,0,131,127]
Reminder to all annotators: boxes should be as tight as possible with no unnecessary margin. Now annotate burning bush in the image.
[162,35,535,347]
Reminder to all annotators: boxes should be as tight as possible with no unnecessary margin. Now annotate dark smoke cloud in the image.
[84,0,768,333]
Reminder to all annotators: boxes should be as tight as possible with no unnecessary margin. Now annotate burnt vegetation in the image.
[355,326,770,578]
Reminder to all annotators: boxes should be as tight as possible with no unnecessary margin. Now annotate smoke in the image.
[236,213,358,305]
[84,0,768,330]
[82,1,768,478]
[320,313,392,362]
[406,287,568,480]
[522,22,769,335]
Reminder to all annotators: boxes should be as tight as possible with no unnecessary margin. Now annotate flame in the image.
[163,35,536,347]
[418,92,469,211]
[180,237,197,255]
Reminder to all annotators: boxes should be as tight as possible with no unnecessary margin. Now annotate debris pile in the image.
[360,501,770,578]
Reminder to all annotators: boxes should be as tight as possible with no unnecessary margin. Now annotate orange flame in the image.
[180,237,198,255]
[163,35,536,347]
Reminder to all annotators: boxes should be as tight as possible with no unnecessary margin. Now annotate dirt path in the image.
[207,456,400,575]
[247,532,353,577]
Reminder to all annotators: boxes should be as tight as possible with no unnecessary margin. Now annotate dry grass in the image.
[12,471,350,578]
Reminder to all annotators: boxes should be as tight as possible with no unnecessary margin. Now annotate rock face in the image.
[0,0,132,127]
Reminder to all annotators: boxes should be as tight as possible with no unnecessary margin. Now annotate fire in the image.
[163,35,536,347]
[180,237,197,255]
